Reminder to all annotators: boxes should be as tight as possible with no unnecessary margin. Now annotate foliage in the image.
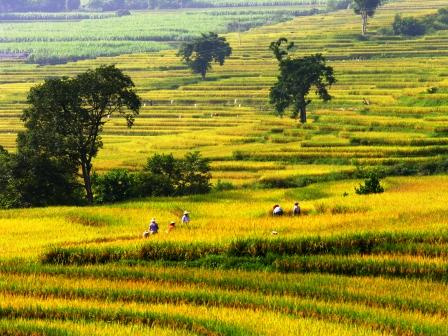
[214,180,235,191]
[419,7,448,32]
[0,148,20,209]
[178,32,232,80]
[1,2,448,333]
[355,172,384,195]
[390,8,448,37]
[0,8,317,64]
[326,0,350,11]
[91,152,211,203]
[352,0,382,35]
[92,169,136,203]
[21,65,142,204]
[116,9,132,16]
[87,0,125,11]
[392,14,426,36]
[269,37,335,123]
[0,146,82,209]
[143,152,212,196]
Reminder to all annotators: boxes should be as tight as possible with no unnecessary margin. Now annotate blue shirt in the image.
[149,222,158,233]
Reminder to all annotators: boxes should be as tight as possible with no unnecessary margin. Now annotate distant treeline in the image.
[1,0,327,12]
[0,0,158,12]
[0,0,81,12]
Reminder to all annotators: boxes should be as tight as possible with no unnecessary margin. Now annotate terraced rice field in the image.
[1,0,448,334]
[1,176,448,334]
[0,5,325,64]
[1,0,448,186]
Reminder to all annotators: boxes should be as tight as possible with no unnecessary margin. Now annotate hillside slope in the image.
[1,0,448,187]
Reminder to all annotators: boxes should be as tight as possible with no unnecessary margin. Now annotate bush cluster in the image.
[390,9,448,37]
[355,172,384,195]
[92,152,211,204]
[326,0,350,11]
[0,146,211,208]
[392,14,426,36]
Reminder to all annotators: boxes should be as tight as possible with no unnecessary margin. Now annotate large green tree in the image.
[269,38,336,123]
[21,65,142,204]
[0,145,79,208]
[352,0,383,35]
[178,32,232,80]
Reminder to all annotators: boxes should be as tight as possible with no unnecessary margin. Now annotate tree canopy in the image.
[92,152,211,203]
[269,38,336,123]
[392,14,426,36]
[21,65,142,204]
[352,0,383,35]
[178,32,232,80]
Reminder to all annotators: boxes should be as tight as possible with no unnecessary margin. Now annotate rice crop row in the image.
[1,1,448,333]
[41,230,448,265]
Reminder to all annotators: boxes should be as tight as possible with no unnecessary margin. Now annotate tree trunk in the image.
[299,106,307,123]
[201,71,206,80]
[361,12,368,36]
[81,160,93,204]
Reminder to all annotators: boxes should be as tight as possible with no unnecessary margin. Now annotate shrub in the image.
[355,172,384,195]
[392,14,426,36]
[232,150,247,160]
[116,9,131,16]
[214,180,234,191]
[143,151,211,196]
[179,152,211,194]
[133,171,175,197]
[91,152,211,204]
[92,169,136,203]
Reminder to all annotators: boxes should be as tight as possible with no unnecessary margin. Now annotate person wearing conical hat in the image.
[149,218,159,235]
[181,211,190,225]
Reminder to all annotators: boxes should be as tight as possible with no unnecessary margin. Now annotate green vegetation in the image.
[0,0,448,334]
[391,8,448,36]
[1,174,448,334]
[269,37,335,123]
[355,171,384,194]
[0,65,142,206]
[178,32,232,79]
[392,14,426,36]
[0,0,80,12]
[92,152,212,203]
[0,6,324,64]
[352,0,383,35]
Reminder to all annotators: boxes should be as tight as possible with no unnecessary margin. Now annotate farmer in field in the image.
[293,202,301,216]
[167,221,176,233]
[272,204,284,216]
[181,211,190,225]
[149,218,159,235]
